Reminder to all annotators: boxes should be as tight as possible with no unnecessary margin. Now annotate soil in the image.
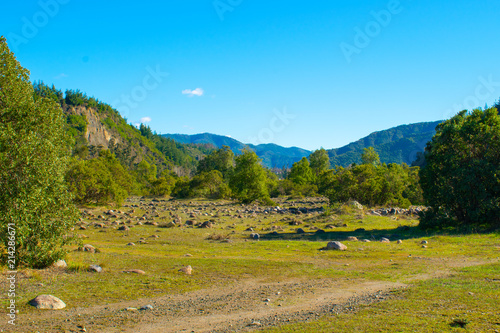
[16,278,406,333]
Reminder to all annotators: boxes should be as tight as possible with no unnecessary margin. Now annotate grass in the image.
[262,263,500,332]
[0,196,498,331]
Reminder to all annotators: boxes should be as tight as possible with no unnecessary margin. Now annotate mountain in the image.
[163,133,311,168]
[327,121,443,167]
[33,82,212,176]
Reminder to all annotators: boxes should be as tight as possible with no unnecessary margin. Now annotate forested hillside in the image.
[327,121,442,167]
[32,82,213,204]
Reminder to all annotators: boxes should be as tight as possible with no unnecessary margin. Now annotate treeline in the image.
[172,145,424,208]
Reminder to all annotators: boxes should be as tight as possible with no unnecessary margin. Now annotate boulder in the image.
[347,236,358,241]
[29,295,66,310]
[123,269,145,275]
[88,265,103,273]
[52,260,67,268]
[179,265,192,275]
[380,237,390,243]
[80,244,97,253]
[326,241,347,251]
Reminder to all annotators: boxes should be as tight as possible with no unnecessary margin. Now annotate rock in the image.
[88,265,103,273]
[347,236,358,241]
[29,295,66,309]
[380,237,390,243]
[245,227,254,232]
[118,225,129,231]
[52,260,67,268]
[315,229,326,234]
[179,265,192,275]
[248,321,262,327]
[126,307,138,312]
[126,242,136,246]
[296,228,305,234]
[200,221,213,228]
[349,200,364,210]
[422,245,427,248]
[326,241,347,251]
[140,304,154,311]
[80,244,97,253]
[361,239,371,242]
[160,221,176,228]
[250,233,260,240]
[421,240,428,244]
[123,269,145,275]
[397,239,403,244]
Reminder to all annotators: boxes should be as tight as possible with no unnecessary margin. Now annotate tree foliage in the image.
[0,36,79,268]
[230,149,273,204]
[308,148,330,177]
[419,108,500,230]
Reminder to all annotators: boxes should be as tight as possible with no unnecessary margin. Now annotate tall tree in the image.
[308,148,330,177]
[229,149,271,204]
[419,108,500,230]
[288,157,314,185]
[0,36,79,268]
[196,145,234,178]
[361,147,381,166]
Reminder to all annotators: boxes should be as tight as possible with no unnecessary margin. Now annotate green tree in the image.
[288,157,314,185]
[0,36,79,268]
[230,149,272,204]
[66,150,135,206]
[190,170,231,199]
[419,108,500,230]
[196,146,234,178]
[308,148,330,177]
[361,147,381,166]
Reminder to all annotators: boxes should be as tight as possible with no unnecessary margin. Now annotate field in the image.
[1,197,499,333]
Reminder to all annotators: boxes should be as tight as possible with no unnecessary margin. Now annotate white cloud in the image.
[182,88,204,97]
[140,117,152,123]
[54,73,68,79]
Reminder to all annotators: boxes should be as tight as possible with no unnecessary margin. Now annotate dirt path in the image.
[17,278,405,333]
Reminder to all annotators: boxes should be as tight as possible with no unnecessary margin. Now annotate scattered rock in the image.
[397,239,403,244]
[248,321,262,327]
[179,265,192,275]
[361,239,371,242]
[347,236,358,241]
[200,221,213,228]
[29,295,66,310]
[380,238,390,243]
[296,228,305,234]
[140,304,154,311]
[118,225,129,231]
[88,265,103,273]
[123,269,145,275]
[80,244,97,253]
[326,241,347,251]
[421,240,428,244]
[250,233,260,240]
[126,242,136,246]
[52,260,67,268]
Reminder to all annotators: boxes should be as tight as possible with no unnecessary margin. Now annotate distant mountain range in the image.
[162,133,310,169]
[163,120,443,169]
[327,121,442,167]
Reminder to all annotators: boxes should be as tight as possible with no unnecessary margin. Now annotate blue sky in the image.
[1,0,499,150]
